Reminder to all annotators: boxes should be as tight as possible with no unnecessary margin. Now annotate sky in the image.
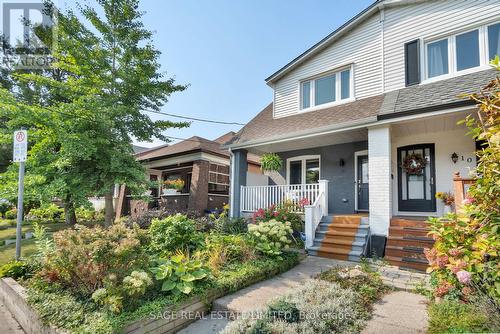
[88,0,374,147]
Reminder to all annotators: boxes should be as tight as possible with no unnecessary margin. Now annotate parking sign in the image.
[13,130,27,162]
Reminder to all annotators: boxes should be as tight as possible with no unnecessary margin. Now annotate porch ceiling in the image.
[246,127,368,154]
[391,109,475,138]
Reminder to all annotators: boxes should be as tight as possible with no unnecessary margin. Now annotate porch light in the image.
[339,158,345,167]
[451,152,458,164]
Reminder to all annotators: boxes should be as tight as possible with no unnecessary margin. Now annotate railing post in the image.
[319,180,329,215]
[304,204,314,248]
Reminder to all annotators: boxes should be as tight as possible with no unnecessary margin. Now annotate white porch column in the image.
[319,179,329,214]
[368,125,392,236]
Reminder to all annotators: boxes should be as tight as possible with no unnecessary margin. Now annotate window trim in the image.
[299,65,354,112]
[423,21,500,83]
[286,155,321,185]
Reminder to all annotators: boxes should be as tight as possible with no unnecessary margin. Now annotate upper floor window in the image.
[300,66,352,110]
[425,22,500,80]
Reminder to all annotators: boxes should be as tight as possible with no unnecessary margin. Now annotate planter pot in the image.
[443,205,452,216]
[162,189,179,195]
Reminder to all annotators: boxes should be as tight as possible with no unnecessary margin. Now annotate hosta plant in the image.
[151,251,209,295]
[248,219,293,257]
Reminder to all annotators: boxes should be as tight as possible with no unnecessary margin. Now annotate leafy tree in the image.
[0,0,189,225]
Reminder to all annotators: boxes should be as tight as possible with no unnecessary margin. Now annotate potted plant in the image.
[435,191,454,215]
[163,179,185,195]
[145,180,160,196]
[260,153,283,173]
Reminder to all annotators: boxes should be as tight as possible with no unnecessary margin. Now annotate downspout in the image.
[228,147,235,218]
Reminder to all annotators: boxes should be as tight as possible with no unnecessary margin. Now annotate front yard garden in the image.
[0,206,303,333]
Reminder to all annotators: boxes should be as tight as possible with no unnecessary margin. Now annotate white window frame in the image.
[299,64,354,112]
[286,155,321,185]
[423,21,500,83]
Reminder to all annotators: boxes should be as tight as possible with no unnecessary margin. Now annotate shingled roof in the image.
[227,69,496,147]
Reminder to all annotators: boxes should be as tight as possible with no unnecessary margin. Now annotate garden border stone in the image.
[0,277,66,334]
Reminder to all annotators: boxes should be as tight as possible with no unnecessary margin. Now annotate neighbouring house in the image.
[120,132,265,218]
[226,0,500,270]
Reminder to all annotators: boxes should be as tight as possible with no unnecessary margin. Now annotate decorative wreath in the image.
[402,153,427,175]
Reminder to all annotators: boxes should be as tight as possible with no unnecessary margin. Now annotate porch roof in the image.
[226,69,496,150]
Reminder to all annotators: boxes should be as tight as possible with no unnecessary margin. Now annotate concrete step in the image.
[313,239,365,252]
[308,246,362,262]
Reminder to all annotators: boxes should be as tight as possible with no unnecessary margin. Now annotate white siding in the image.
[384,0,500,92]
[273,13,383,119]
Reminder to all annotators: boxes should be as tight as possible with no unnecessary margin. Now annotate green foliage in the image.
[5,208,17,220]
[318,265,389,307]
[0,200,10,218]
[26,203,64,223]
[259,153,283,172]
[268,300,300,323]
[427,300,496,333]
[248,219,293,257]
[0,260,30,279]
[148,214,204,255]
[75,207,104,223]
[91,271,153,313]
[425,64,500,302]
[202,234,256,275]
[151,251,209,295]
[39,224,150,297]
[253,201,304,233]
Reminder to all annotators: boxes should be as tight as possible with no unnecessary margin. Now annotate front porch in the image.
[231,111,477,261]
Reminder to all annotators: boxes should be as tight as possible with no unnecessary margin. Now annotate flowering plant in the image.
[252,200,304,232]
[435,191,454,206]
[247,219,293,257]
[164,178,185,191]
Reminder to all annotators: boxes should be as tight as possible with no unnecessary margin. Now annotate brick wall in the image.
[188,160,209,213]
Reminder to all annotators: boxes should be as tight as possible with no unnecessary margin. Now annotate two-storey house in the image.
[226,0,500,270]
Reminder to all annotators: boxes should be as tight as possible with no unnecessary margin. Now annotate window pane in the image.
[305,159,319,184]
[456,30,479,71]
[315,75,335,105]
[340,69,350,99]
[489,23,500,61]
[301,81,310,109]
[427,39,448,78]
[289,160,302,184]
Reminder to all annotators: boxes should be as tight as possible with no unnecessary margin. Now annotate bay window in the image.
[300,65,352,110]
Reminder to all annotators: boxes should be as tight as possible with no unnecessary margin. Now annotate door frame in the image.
[354,150,369,212]
[397,143,437,212]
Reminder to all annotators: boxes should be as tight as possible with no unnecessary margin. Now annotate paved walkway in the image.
[362,291,428,333]
[0,301,24,334]
[179,256,430,333]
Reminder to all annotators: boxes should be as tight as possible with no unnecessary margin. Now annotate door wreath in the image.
[402,152,427,175]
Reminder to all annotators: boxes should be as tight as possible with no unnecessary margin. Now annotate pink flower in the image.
[299,197,310,207]
[462,196,475,205]
[450,260,467,274]
[456,270,472,285]
[448,248,463,257]
[434,281,453,297]
[436,255,449,269]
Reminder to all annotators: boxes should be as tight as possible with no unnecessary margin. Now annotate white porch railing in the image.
[304,181,329,248]
[240,183,323,213]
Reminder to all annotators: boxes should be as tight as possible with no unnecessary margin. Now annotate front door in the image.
[357,155,369,211]
[397,144,436,212]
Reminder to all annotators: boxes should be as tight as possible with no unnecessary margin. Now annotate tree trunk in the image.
[104,187,114,227]
[64,200,77,225]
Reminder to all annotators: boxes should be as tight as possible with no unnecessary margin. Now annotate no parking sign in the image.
[13,130,27,162]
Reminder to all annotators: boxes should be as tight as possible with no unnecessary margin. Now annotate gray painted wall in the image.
[275,141,368,214]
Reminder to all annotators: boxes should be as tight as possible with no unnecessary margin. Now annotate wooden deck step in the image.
[388,226,430,238]
[385,256,429,272]
[385,245,427,260]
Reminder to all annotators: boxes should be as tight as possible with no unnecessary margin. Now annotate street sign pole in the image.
[13,130,27,261]
[15,161,25,260]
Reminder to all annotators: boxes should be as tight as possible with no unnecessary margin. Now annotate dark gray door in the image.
[398,144,436,212]
[357,155,369,211]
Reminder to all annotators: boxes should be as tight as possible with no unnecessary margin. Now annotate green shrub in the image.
[203,234,256,275]
[0,200,10,218]
[268,300,300,323]
[259,153,283,172]
[151,251,209,295]
[5,208,17,220]
[0,260,30,279]
[26,204,64,223]
[91,271,153,313]
[75,207,104,223]
[148,214,203,255]
[210,207,248,235]
[39,224,150,297]
[247,219,293,257]
[427,300,495,333]
[253,201,304,233]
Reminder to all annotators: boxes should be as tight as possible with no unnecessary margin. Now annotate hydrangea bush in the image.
[248,219,293,257]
